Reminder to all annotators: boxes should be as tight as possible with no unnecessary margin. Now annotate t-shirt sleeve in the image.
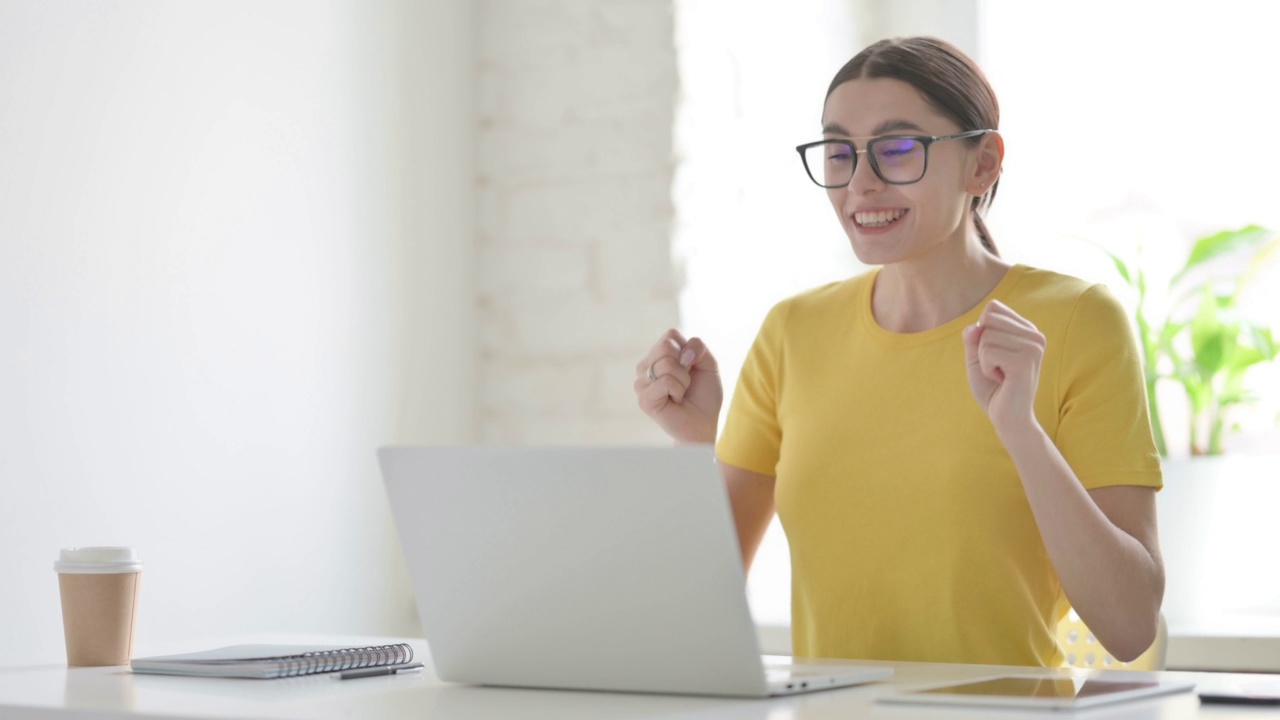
[1055,284,1163,490]
[715,301,788,476]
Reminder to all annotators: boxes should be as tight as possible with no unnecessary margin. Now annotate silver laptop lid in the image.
[379,445,769,696]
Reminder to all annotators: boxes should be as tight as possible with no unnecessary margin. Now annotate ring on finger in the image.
[646,359,660,383]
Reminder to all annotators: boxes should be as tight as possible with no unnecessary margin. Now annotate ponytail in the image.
[971,178,1000,256]
[973,212,998,256]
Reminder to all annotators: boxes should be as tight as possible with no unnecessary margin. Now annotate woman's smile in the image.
[852,207,909,231]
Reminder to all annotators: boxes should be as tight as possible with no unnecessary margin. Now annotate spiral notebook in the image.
[130,643,414,679]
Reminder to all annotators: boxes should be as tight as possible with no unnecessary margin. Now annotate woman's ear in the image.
[966,131,1004,196]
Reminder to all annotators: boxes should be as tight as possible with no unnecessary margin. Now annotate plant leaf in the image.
[1189,289,1227,376]
[1236,234,1280,294]
[1251,326,1278,360]
[1102,247,1133,286]
[1159,321,1185,347]
[1218,391,1259,406]
[1172,225,1271,287]
[1226,345,1265,372]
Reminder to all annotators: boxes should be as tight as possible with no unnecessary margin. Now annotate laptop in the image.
[378,445,893,698]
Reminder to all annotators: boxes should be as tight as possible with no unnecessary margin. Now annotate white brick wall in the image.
[476,0,678,445]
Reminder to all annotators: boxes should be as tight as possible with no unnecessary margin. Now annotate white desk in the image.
[756,618,1280,673]
[1,636,1277,720]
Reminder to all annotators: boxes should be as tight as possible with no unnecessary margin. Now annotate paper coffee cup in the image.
[54,547,143,667]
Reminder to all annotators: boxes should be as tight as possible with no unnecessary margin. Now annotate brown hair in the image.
[826,37,1001,256]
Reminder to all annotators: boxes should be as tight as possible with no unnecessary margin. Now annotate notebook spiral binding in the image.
[276,644,414,678]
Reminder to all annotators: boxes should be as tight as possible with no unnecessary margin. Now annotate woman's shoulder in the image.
[1010,264,1122,306]
[1012,264,1094,296]
[1009,264,1130,332]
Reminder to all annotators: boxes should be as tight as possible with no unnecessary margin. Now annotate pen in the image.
[338,662,425,680]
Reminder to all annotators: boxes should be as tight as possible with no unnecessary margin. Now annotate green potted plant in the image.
[1098,224,1279,625]
[1099,225,1279,456]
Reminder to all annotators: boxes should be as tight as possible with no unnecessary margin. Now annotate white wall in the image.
[852,0,979,58]
[0,0,474,663]
[475,0,679,445]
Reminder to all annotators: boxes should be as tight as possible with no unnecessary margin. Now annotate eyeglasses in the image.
[795,129,992,188]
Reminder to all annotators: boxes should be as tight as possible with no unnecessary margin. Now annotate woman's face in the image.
[820,77,992,266]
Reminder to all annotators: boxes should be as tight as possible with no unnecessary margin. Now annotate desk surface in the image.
[2,636,1277,720]
[755,614,1280,673]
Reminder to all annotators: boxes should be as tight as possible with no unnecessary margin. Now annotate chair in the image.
[1057,609,1167,670]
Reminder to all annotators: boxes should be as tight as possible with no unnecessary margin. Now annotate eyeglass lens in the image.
[804,138,927,187]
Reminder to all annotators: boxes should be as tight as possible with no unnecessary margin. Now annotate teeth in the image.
[854,209,906,227]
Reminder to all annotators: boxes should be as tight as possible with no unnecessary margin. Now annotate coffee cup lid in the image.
[53,547,143,574]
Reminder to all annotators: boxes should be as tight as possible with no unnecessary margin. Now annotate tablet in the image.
[879,675,1196,710]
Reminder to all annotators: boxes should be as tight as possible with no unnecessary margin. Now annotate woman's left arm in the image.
[963,300,1164,663]
[999,428,1163,662]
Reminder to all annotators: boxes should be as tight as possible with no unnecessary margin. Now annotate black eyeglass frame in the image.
[794,129,993,188]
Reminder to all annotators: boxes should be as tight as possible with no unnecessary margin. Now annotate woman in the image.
[633,37,1163,668]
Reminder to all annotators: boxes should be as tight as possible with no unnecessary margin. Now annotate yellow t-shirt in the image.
[716,264,1162,667]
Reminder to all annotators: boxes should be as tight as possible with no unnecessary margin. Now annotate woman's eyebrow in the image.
[821,119,928,136]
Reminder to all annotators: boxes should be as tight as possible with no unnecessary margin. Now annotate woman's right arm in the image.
[635,328,776,575]
[722,462,776,574]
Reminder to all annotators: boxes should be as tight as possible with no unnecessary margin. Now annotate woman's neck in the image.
[871,237,1011,334]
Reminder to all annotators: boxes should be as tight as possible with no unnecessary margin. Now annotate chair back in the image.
[1057,610,1167,670]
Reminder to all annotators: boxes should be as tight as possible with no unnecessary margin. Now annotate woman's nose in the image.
[847,152,885,195]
